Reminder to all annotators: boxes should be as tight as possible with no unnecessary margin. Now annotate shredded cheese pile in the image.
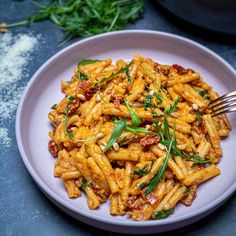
[0,33,38,148]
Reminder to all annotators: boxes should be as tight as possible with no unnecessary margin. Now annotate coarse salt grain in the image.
[0,33,38,148]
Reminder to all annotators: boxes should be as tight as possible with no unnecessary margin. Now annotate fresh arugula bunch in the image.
[4,0,143,42]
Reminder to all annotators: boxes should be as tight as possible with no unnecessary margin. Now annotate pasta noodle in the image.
[48,54,231,221]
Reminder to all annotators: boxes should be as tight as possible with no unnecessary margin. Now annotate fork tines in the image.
[209,91,236,116]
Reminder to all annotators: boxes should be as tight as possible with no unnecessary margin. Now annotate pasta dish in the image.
[48,54,231,220]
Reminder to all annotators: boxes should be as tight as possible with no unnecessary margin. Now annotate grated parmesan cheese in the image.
[0,127,11,148]
[0,33,39,148]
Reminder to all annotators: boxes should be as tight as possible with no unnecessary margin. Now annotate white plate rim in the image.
[15,29,236,228]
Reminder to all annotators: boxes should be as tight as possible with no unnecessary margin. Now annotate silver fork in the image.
[209,91,236,116]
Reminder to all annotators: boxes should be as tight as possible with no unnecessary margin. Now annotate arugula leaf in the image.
[194,110,203,125]
[196,90,210,99]
[124,99,141,127]
[93,81,99,87]
[163,117,171,141]
[81,178,87,189]
[188,153,211,165]
[134,161,154,177]
[134,165,148,177]
[163,98,179,116]
[154,92,163,104]
[51,104,57,109]
[136,182,147,188]
[64,99,75,139]
[145,119,176,195]
[183,187,189,193]
[67,95,75,101]
[144,95,158,108]
[154,209,174,220]
[152,116,208,165]
[171,145,210,165]
[126,62,132,85]
[119,135,135,145]
[125,125,158,135]
[152,112,162,118]
[100,63,131,86]
[78,59,101,67]
[97,63,132,103]
[103,119,127,152]
[77,59,101,81]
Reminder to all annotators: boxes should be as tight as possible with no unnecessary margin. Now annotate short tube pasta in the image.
[48,55,230,221]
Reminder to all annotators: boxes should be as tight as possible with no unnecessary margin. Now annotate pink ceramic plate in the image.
[16,30,236,234]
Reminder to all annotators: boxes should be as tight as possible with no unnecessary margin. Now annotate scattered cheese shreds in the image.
[0,128,11,148]
[0,32,39,148]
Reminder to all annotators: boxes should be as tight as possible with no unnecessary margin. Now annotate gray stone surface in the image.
[0,0,236,235]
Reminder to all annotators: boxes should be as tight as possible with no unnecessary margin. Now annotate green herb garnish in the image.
[103,119,127,152]
[163,98,179,116]
[125,125,157,135]
[100,63,131,86]
[154,209,174,220]
[51,104,57,109]
[81,178,87,189]
[157,118,208,165]
[152,117,208,165]
[78,59,101,81]
[124,99,141,127]
[196,90,210,99]
[126,62,132,85]
[154,92,163,104]
[134,161,154,177]
[93,81,99,87]
[4,0,143,42]
[136,182,147,188]
[183,187,189,194]
[119,135,135,145]
[194,110,203,125]
[134,165,148,177]
[98,63,132,102]
[170,145,210,165]
[78,59,101,67]
[144,95,158,109]
[67,95,75,101]
[145,119,176,195]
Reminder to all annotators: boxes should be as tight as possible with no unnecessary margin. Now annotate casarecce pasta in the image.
[48,54,231,221]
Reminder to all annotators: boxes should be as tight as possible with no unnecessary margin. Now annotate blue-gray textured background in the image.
[0,1,236,235]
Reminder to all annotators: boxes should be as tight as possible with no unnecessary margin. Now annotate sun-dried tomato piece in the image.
[79,81,90,90]
[48,140,58,157]
[154,63,170,76]
[126,196,144,210]
[84,86,98,101]
[67,98,80,115]
[113,99,120,109]
[172,64,188,74]
[140,135,160,147]
[110,94,124,109]
[199,120,207,135]
[106,89,112,94]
